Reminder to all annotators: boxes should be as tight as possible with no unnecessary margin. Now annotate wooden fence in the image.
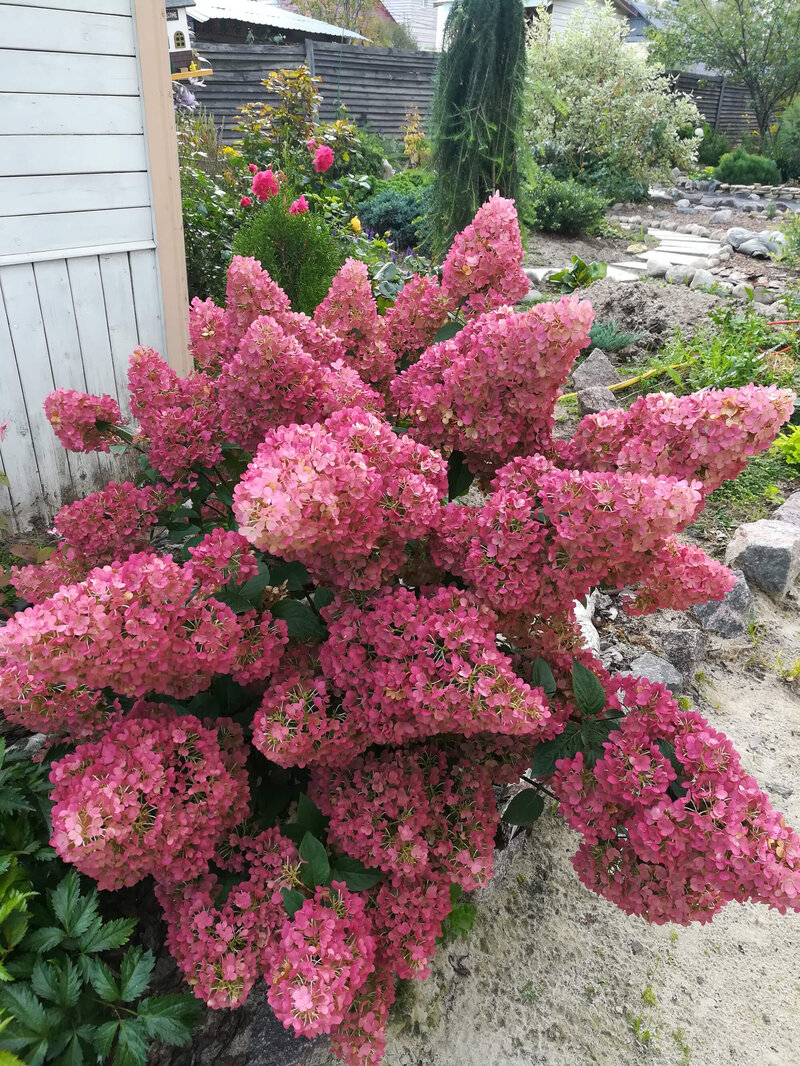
[192,40,439,141]
[672,71,760,141]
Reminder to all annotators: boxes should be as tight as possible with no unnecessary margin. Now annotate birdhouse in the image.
[166,0,195,75]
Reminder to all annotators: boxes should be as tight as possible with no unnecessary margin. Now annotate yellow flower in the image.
[222,146,242,160]
[350,216,362,233]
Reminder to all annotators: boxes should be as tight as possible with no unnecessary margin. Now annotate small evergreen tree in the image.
[427,0,526,255]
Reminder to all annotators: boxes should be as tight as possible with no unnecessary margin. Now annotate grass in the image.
[689,451,793,537]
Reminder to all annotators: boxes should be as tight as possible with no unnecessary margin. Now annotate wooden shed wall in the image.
[672,71,761,141]
[192,41,440,140]
[0,0,183,534]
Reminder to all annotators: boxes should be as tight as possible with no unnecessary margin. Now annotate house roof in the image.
[190,0,366,39]
[166,0,196,9]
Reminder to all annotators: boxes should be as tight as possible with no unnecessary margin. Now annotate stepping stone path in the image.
[604,228,724,283]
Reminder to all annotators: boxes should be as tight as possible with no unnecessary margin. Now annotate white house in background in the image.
[434,0,649,50]
[381,0,437,50]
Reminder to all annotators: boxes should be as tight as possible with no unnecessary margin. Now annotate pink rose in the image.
[240,196,252,208]
[307,139,316,151]
[289,195,309,215]
[252,169,279,201]
[313,145,334,173]
[248,163,258,174]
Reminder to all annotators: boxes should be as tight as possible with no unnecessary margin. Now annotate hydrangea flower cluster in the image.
[233,407,447,588]
[439,193,530,314]
[44,388,122,453]
[391,299,593,473]
[3,193,798,1066]
[49,711,249,890]
[552,676,800,924]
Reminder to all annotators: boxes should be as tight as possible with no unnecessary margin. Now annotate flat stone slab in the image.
[774,492,800,529]
[604,265,640,282]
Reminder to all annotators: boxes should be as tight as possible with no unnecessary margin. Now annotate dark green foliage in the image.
[696,123,731,167]
[439,885,477,941]
[587,319,640,353]
[358,187,430,250]
[522,170,607,235]
[428,0,527,253]
[181,166,239,302]
[232,194,344,315]
[579,168,649,203]
[713,147,782,185]
[776,97,800,179]
[548,256,607,292]
[0,741,200,1066]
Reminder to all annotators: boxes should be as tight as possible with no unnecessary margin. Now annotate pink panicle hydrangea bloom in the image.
[252,169,280,200]
[0,552,244,699]
[268,883,375,1037]
[373,877,453,980]
[289,195,309,214]
[313,145,335,173]
[312,743,499,890]
[318,586,552,746]
[49,711,249,890]
[328,965,396,1066]
[44,389,121,453]
[189,296,232,371]
[233,407,447,589]
[383,274,457,366]
[128,347,223,481]
[314,259,395,386]
[0,659,106,739]
[440,193,529,314]
[274,309,347,366]
[552,676,800,924]
[157,829,300,1009]
[392,299,593,474]
[224,256,291,349]
[184,528,259,593]
[557,384,795,492]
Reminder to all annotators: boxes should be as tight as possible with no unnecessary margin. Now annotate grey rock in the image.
[665,264,695,285]
[753,288,776,305]
[749,193,762,202]
[717,246,733,260]
[631,940,645,955]
[714,280,734,294]
[572,348,620,391]
[708,179,719,193]
[646,255,672,278]
[725,519,800,599]
[577,385,619,416]
[774,492,800,529]
[737,238,771,257]
[624,652,683,693]
[691,569,754,636]
[670,166,682,181]
[723,227,755,249]
[659,628,708,681]
[710,208,734,224]
[732,282,753,300]
[766,781,794,800]
[689,268,716,292]
[379,158,395,180]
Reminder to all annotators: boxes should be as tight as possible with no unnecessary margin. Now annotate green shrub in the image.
[373,168,434,198]
[181,167,239,302]
[522,170,607,235]
[586,319,641,353]
[358,188,430,250]
[232,194,344,315]
[774,424,800,465]
[697,123,731,168]
[776,97,800,179]
[713,147,782,186]
[580,168,649,203]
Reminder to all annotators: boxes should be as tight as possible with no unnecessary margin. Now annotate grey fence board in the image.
[192,40,438,141]
[672,72,762,140]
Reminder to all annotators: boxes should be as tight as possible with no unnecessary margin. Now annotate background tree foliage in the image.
[427,0,526,255]
[294,0,419,47]
[647,0,800,146]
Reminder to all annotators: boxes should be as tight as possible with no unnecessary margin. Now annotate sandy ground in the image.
[325,590,800,1066]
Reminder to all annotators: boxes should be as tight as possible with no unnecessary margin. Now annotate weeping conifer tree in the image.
[427,0,527,256]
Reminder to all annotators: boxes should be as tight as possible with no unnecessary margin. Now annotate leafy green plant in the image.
[181,165,240,302]
[439,886,477,941]
[0,741,200,1066]
[578,167,649,204]
[358,187,430,250]
[372,168,434,198]
[0,871,200,1066]
[773,424,800,465]
[523,169,608,235]
[696,122,731,167]
[548,256,608,292]
[713,147,782,185]
[776,97,800,179]
[232,192,344,315]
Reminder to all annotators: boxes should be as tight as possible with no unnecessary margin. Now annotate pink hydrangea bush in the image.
[1,193,797,1066]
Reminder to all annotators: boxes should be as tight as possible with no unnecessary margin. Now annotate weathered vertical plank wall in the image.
[0,0,189,534]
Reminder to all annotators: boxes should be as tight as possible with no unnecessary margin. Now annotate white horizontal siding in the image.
[1,4,135,55]
[0,93,144,135]
[0,172,151,218]
[0,134,147,176]
[0,49,140,94]
[0,207,154,259]
[9,0,131,13]
[550,0,626,33]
